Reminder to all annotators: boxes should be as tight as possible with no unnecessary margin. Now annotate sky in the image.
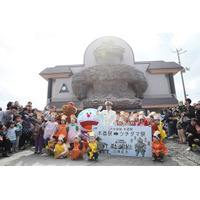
[0,0,200,110]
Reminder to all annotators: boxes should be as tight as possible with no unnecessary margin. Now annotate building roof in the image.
[136,60,182,75]
[136,60,182,69]
[39,64,84,80]
[40,60,182,80]
[40,64,84,74]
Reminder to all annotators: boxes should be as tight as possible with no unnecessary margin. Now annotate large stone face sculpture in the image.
[72,39,148,109]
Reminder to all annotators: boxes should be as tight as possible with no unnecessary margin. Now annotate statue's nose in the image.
[87,114,90,117]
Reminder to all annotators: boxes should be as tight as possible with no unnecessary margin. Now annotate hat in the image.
[70,114,76,121]
[138,111,145,116]
[68,102,74,107]
[153,131,161,139]
[139,115,144,120]
[58,135,64,142]
[124,112,130,118]
[133,113,139,118]
[153,114,160,120]
[37,113,43,119]
[88,131,96,138]
[105,101,113,106]
[120,111,125,116]
[179,100,183,103]
[129,116,135,122]
[50,134,56,140]
[119,117,124,122]
[149,111,156,116]
[61,115,67,121]
[50,112,57,118]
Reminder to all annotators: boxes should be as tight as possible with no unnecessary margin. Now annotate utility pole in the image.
[173,48,187,100]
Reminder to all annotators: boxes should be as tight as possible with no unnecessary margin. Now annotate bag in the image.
[182,116,189,122]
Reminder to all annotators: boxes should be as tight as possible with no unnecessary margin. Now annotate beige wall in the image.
[52,77,76,101]
[133,63,171,98]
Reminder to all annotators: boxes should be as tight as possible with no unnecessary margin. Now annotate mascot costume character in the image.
[56,102,77,124]
[77,108,102,143]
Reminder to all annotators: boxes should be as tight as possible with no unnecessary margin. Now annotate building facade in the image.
[40,36,182,112]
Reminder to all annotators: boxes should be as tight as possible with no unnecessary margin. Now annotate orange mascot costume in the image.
[69,135,86,160]
[56,102,77,124]
[152,131,167,162]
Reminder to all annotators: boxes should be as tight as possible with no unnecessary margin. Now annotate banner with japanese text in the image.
[92,125,152,157]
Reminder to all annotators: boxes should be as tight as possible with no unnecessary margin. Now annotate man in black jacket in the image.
[185,118,200,151]
[162,108,174,138]
[182,98,196,130]
[196,103,200,125]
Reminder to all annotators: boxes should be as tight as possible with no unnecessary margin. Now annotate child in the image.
[14,115,23,151]
[67,115,79,145]
[19,108,34,149]
[55,115,68,140]
[176,114,186,144]
[153,114,167,142]
[152,131,167,162]
[4,121,17,153]
[45,134,57,155]
[117,117,124,126]
[177,100,187,114]
[43,112,59,145]
[120,111,125,119]
[87,132,100,161]
[54,135,69,159]
[136,116,148,126]
[69,134,86,160]
[146,116,153,126]
[33,113,45,154]
[124,112,130,125]
[151,119,158,134]
[129,116,136,126]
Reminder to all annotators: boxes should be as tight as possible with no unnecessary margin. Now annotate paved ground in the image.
[0,138,199,166]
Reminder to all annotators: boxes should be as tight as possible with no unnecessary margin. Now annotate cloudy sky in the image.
[0,0,200,110]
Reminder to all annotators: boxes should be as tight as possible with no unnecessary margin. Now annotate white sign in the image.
[92,125,152,157]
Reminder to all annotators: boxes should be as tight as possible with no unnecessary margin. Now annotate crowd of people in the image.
[0,101,100,161]
[114,98,200,152]
[0,98,200,162]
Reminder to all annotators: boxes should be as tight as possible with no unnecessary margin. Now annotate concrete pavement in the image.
[0,138,199,166]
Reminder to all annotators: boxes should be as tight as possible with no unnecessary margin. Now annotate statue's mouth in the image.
[80,121,99,130]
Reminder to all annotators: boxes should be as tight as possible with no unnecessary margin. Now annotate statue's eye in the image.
[90,112,92,114]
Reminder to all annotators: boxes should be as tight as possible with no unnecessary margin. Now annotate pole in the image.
[174,48,187,100]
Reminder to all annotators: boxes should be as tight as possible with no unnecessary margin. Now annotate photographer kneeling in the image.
[186,118,200,151]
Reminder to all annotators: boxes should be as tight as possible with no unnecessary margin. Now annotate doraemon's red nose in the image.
[87,114,90,118]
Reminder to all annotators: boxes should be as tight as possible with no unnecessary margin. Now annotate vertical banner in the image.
[92,126,152,157]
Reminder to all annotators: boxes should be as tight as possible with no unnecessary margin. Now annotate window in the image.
[59,83,69,93]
